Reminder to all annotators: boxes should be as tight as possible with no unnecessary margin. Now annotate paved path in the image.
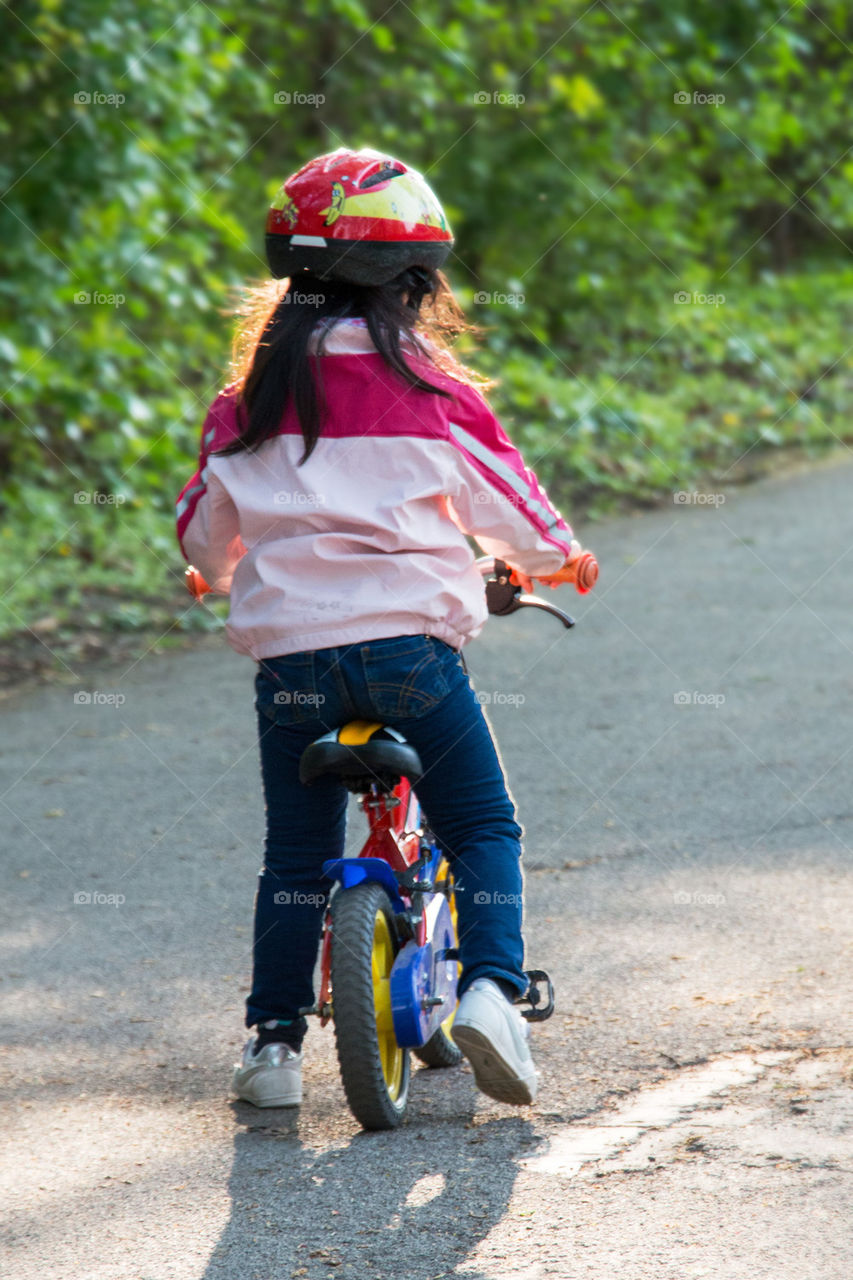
[2,456,852,1279]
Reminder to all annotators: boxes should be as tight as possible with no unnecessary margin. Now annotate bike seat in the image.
[298,721,423,793]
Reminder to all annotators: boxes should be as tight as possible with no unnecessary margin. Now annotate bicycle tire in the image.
[414,1022,462,1068]
[330,882,411,1130]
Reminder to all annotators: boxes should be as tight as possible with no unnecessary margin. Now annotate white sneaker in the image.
[453,978,538,1105]
[232,1037,303,1108]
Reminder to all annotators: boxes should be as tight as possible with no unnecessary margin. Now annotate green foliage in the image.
[478,267,853,514]
[0,0,254,497]
[2,0,852,652]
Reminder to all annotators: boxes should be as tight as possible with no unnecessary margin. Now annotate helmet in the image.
[265,147,453,286]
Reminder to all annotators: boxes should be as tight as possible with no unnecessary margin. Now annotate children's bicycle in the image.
[186,552,597,1129]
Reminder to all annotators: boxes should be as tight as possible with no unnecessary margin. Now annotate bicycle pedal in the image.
[515,969,555,1022]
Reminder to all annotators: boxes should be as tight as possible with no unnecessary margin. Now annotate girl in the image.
[176,147,588,1110]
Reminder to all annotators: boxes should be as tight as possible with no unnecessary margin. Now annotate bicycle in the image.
[185,551,597,1129]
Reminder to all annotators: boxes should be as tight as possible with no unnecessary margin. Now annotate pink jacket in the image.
[176,320,573,658]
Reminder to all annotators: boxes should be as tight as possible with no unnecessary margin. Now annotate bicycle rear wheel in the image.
[330,881,411,1130]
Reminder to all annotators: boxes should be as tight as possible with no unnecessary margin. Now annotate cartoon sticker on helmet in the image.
[270,190,300,229]
[323,181,346,226]
[320,172,448,233]
[419,200,447,231]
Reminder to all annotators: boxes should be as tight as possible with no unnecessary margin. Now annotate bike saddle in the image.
[299,721,424,793]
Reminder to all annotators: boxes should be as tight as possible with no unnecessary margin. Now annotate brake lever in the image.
[484,572,522,616]
[516,593,575,629]
[485,569,575,628]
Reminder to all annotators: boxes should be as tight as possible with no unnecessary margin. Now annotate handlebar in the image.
[476,558,584,628]
[537,550,599,594]
[185,549,598,631]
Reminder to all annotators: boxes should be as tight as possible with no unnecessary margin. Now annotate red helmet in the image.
[265,147,453,286]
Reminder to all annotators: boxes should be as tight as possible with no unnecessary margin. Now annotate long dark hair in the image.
[216,267,489,464]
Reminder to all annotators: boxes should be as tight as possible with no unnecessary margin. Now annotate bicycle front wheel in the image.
[330,881,410,1130]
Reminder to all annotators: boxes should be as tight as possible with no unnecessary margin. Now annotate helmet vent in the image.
[359,164,405,189]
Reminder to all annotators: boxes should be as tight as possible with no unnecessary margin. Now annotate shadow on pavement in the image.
[202,1080,533,1280]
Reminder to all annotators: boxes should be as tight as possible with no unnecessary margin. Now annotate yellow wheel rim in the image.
[372,909,404,1100]
[436,858,459,1041]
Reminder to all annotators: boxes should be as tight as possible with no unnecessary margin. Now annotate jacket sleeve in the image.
[443,384,574,576]
[175,392,246,594]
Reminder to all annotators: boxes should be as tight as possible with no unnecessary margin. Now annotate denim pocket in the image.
[361,635,451,720]
[255,653,322,725]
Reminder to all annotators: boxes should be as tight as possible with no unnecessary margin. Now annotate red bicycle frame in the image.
[315,775,425,1023]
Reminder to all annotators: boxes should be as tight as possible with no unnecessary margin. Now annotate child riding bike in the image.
[176,146,589,1111]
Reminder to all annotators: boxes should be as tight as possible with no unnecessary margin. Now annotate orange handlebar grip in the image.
[571,551,598,594]
[536,551,599,594]
[185,565,211,600]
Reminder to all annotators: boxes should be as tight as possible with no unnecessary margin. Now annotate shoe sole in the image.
[453,1023,536,1105]
[236,1092,301,1108]
[233,1071,302,1108]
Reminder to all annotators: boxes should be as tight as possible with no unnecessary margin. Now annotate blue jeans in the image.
[246,634,528,1031]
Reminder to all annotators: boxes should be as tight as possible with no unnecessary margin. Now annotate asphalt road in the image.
[2,456,852,1280]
